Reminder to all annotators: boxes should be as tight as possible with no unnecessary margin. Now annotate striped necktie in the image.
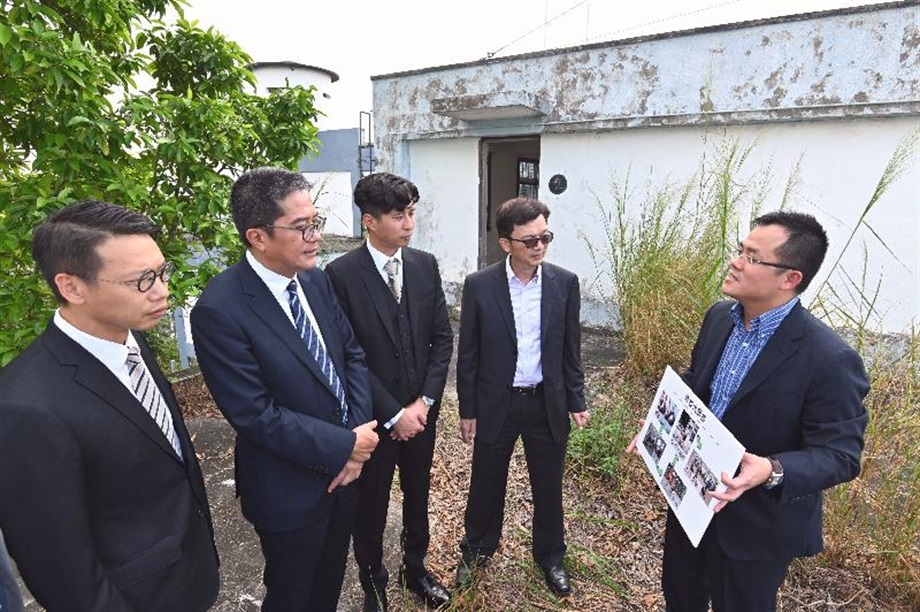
[286,281,349,426]
[126,346,183,459]
[383,258,401,302]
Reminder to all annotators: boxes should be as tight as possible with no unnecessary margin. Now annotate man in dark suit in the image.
[454,197,590,597]
[326,173,453,611]
[0,200,219,611]
[191,167,378,612]
[629,211,869,612]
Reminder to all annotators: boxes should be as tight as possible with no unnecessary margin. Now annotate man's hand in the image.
[350,420,379,463]
[328,459,363,492]
[391,399,428,441]
[709,452,773,512]
[571,410,590,430]
[624,419,646,455]
[460,418,476,444]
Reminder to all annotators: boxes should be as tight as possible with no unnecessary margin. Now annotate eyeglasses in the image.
[262,216,326,242]
[731,249,796,271]
[508,231,554,249]
[93,262,175,293]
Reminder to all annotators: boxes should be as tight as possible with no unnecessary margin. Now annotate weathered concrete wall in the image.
[371,3,920,331]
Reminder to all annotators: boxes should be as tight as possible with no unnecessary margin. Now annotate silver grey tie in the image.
[126,346,183,459]
[383,258,401,302]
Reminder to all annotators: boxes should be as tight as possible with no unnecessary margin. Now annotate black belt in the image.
[511,383,543,396]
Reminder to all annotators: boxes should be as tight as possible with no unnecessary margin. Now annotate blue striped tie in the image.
[286,281,349,426]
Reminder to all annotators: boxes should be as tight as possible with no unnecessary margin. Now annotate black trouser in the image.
[462,392,567,569]
[353,415,439,586]
[662,510,791,612]
[256,485,358,612]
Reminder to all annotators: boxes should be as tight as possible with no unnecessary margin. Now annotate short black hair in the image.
[353,172,419,218]
[230,167,311,247]
[32,200,158,304]
[495,197,550,239]
[753,210,829,293]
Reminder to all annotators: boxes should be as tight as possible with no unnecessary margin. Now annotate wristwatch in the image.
[420,396,436,409]
[764,456,784,489]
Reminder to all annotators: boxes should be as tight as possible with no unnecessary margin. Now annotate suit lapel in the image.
[299,271,347,399]
[44,325,183,463]
[238,260,336,399]
[540,264,556,350]
[489,263,517,345]
[357,246,399,347]
[727,304,803,411]
[403,249,422,348]
[696,311,734,400]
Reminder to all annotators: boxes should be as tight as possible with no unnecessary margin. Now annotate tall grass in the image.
[585,130,919,608]
[585,136,774,386]
[823,331,920,608]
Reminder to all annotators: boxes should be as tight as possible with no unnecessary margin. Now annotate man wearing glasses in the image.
[191,167,377,611]
[454,197,589,598]
[0,200,219,611]
[628,211,869,612]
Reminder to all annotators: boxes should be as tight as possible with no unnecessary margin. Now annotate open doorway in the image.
[479,137,541,268]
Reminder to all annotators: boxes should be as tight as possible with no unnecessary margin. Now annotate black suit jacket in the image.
[0,324,219,611]
[684,300,869,560]
[456,260,585,444]
[326,245,453,421]
[190,258,372,532]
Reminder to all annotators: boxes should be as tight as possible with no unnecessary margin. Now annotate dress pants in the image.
[462,392,567,569]
[256,484,358,612]
[353,415,438,582]
[662,509,791,612]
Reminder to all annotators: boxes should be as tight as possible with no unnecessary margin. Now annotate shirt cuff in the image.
[384,408,405,430]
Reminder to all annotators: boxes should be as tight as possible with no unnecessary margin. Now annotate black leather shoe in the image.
[454,553,487,589]
[543,564,571,596]
[362,587,388,612]
[400,568,451,608]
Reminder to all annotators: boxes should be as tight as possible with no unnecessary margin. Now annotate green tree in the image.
[0,0,321,365]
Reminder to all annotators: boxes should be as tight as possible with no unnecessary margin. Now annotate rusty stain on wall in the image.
[371,3,919,170]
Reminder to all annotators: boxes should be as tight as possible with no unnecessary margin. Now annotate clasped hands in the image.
[390,397,429,442]
[328,419,379,492]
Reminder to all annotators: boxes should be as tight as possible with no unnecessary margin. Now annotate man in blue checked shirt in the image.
[629,211,869,612]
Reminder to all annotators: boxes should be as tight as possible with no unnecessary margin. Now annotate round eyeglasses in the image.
[508,231,554,249]
[93,262,176,292]
[262,216,327,242]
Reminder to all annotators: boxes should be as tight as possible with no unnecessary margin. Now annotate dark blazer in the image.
[0,324,219,612]
[683,300,869,560]
[190,258,372,532]
[325,245,453,420]
[456,260,585,444]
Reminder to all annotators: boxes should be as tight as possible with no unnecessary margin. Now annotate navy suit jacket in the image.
[190,258,372,532]
[456,260,585,445]
[326,245,453,422]
[683,300,869,560]
[0,325,218,611]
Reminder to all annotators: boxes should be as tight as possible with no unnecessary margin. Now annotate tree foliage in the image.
[0,0,321,365]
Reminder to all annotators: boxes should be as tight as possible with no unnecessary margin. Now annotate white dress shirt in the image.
[506,257,543,387]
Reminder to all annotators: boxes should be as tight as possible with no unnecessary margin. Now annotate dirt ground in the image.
[11,325,902,610]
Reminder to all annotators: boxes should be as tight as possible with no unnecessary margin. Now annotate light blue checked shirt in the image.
[709,297,799,419]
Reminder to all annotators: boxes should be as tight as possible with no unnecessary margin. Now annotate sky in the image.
[179,0,894,129]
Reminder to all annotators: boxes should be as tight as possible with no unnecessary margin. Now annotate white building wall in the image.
[540,118,919,331]
[304,171,354,236]
[371,3,920,332]
[408,138,481,293]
